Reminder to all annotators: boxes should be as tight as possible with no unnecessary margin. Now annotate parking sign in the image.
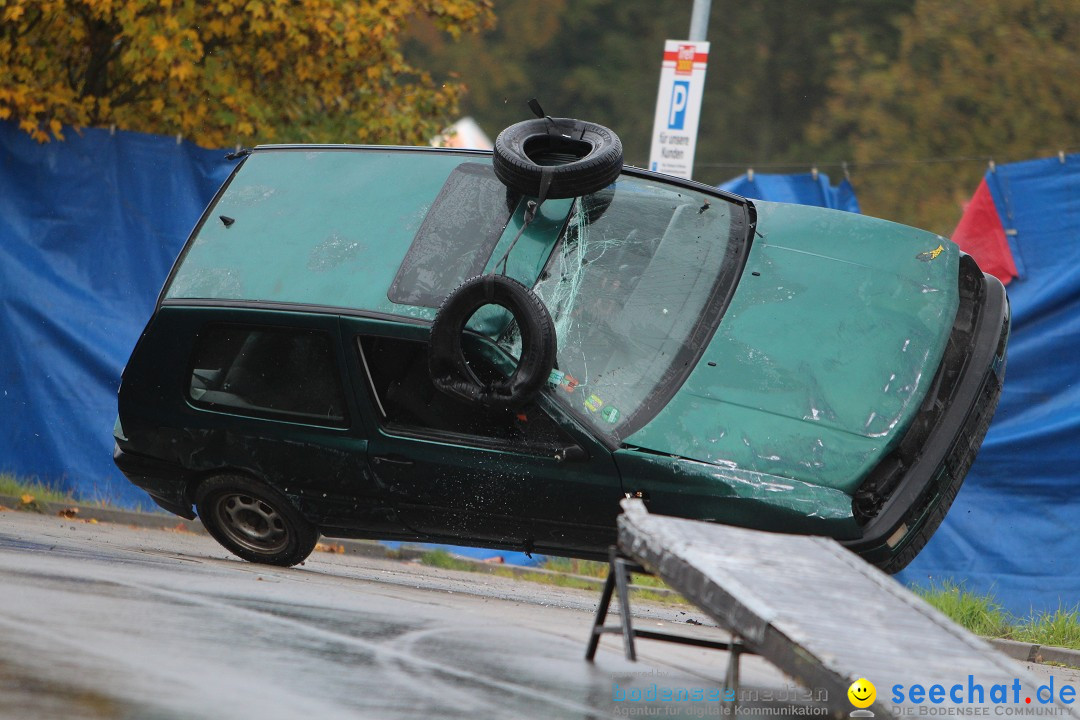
[668,81,689,130]
[648,40,710,180]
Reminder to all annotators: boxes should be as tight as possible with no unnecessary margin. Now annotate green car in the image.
[114,121,1008,572]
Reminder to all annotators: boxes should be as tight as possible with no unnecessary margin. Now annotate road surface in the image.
[1,509,832,719]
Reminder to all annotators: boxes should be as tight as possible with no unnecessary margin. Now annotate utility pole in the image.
[689,0,712,42]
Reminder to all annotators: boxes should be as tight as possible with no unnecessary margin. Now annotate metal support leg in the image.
[585,564,617,661]
[723,632,743,713]
[585,546,756,681]
[611,550,637,661]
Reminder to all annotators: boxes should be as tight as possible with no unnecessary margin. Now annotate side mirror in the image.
[554,445,588,463]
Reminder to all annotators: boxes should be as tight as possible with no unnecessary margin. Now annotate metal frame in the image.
[585,546,752,704]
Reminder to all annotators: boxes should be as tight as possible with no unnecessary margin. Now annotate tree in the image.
[408,0,911,182]
[0,0,494,147]
[809,0,1080,233]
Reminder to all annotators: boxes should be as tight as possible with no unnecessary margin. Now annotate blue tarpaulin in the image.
[0,122,236,506]
[898,153,1080,617]
[718,170,861,213]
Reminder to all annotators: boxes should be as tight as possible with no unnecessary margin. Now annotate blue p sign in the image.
[668,81,689,130]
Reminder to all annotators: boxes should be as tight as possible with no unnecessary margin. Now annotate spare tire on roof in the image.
[493,117,623,199]
[429,274,557,409]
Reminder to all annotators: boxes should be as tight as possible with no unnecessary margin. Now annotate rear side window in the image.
[189,325,347,427]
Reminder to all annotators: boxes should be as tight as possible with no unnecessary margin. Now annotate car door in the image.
[161,309,400,531]
[339,317,624,555]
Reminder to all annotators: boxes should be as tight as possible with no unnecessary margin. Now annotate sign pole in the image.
[689,0,712,42]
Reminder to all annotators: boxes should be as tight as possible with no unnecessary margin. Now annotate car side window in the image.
[189,324,347,427]
[356,335,571,450]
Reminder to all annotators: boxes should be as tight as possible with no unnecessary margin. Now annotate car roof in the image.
[160,146,571,320]
[159,145,751,321]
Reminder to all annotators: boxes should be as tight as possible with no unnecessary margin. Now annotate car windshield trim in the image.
[615,201,751,441]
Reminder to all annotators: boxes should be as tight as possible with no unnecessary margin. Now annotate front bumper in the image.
[113,442,198,519]
[842,255,1010,569]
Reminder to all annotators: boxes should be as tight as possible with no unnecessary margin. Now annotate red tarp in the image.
[951,178,1018,285]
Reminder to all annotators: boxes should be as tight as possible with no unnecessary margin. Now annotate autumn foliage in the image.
[0,0,494,146]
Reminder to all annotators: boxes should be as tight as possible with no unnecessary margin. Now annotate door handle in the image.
[372,454,414,466]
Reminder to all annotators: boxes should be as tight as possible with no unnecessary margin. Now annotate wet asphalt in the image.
[0,510,835,719]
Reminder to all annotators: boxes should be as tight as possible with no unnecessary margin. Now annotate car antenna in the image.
[528,98,557,135]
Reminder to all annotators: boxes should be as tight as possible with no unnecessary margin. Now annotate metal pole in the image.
[688,0,712,41]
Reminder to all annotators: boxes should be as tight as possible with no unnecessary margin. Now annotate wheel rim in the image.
[211,492,290,555]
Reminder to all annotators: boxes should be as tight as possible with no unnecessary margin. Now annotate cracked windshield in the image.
[499,177,744,441]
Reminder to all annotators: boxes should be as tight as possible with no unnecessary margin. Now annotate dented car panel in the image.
[623,202,961,494]
[114,144,1008,572]
[613,449,860,538]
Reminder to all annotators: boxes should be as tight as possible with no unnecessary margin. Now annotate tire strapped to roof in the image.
[493,117,623,199]
[429,115,621,408]
[429,274,557,409]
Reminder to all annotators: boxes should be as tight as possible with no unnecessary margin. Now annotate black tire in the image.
[195,475,320,567]
[429,274,557,408]
[493,117,623,199]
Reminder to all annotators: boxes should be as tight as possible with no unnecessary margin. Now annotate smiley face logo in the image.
[848,678,876,708]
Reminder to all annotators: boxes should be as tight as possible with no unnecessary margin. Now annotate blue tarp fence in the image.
[898,153,1080,617]
[718,170,862,213]
[0,121,236,507]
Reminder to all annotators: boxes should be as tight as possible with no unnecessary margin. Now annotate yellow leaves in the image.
[245,0,266,19]
[169,62,195,81]
[2,0,491,147]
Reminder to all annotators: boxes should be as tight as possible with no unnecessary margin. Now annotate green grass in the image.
[0,472,78,510]
[542,556,672,590]
[416,550,685,604]
[1015,608,1080,649]
[912,579,1013,637]
[912,580,1080,653]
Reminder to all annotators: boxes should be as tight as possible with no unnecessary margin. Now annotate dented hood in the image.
[623,201,960,495]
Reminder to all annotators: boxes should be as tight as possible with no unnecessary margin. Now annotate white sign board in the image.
[648,40,710,180]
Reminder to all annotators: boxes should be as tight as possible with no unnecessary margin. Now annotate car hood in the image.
[623,201,960,495]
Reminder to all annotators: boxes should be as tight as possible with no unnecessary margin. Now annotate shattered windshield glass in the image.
[498,176,746,441]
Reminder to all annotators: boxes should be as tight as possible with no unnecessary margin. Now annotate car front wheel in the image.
[195,475,319,567]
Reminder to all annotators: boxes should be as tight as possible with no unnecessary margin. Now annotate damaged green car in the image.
[114,120,1008,572]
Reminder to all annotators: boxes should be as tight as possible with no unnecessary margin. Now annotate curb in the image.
[988,638,1080,668]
